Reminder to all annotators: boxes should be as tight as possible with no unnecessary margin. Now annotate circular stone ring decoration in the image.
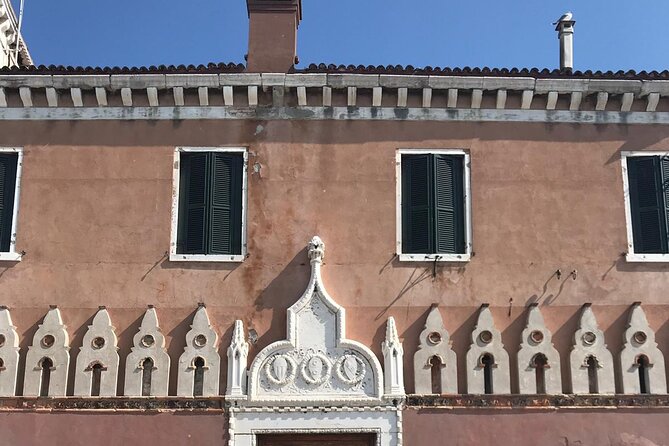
[335,354,366,385]
[265,354,297,386]
[300,353,332,385]
[582,331,597,346]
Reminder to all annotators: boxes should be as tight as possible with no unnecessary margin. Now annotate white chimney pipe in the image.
[554,12,575,70]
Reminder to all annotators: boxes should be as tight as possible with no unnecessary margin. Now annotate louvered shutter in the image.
[434,155,464,254]
[628,156,667,253]
[402,154,433,253]
[208,153,243,255]
[179,153,209,254]
[660,156,669,250]
[0,154,17,252]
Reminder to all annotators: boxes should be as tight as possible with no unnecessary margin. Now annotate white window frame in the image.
[621,150,669,262]
[170,147,248,262]
[395,149,472,262]
[0,147,23,262]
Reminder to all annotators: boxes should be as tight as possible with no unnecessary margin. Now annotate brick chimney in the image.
[246,0,302,73]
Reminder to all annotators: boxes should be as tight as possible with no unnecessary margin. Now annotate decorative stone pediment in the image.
[74,307,119,396]
[0,307,19,396]
[413,305,457,394]
[619,303,666,394]
[465,304,510,394]
[245,236,386,404]
[570,304,614,394]
[177,304,220,397]
[124,306,170,396]
[24,307,70,396]
[517,304,561,394]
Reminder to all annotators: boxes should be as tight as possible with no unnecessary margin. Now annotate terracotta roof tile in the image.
[1,62,668,80]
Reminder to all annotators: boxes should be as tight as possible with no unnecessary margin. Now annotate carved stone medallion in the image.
[301,353,331,385]
[266,355,296,386]
[335,355,366,385]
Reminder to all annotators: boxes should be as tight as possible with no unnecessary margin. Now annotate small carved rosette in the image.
[335,354,366,385]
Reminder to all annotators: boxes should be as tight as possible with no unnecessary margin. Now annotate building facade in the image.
[0,1,669,444]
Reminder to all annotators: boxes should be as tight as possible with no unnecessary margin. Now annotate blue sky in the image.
[12,0,669,71]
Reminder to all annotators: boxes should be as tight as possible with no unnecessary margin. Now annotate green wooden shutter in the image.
[660,156,669,249]
[178,153,209,254]
[434,155,465,254]
[0,154,18,252]
[628,156,668,253]
[208,153,243,255]
[402,154,433,253]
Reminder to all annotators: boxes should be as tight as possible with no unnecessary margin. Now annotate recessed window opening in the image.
[90,363,103,397]
[141,358,154,396]
[532,353,548,394]
[401,153,466,255]
[481,353,494,394]
[0,357,4,371]
[176,151,244,256]
[39,357,53,397]
[625,155,669,254]
[0,152,19,253]
[636,355,650,394]
[429,355,443,395]
[586,355,599,394]
[193,357,205,397]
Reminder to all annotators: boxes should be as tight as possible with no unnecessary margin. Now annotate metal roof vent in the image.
[554,12,575,71]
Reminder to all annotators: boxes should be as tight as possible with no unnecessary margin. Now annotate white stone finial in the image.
[308,236,325,263]
[24,307,70,396]
[226,320,249,398]
[177,305,220,397]
[74,307,119,396]
[0,307,19,396]
[413,305,457,394]
[570,304,614,394]
[465,304,510,394]
[517,304,561,394]
[382,317,404,397]
[619,303,666,394]
[124,306,170,396]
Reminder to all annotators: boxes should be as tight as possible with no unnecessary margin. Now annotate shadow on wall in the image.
[4,120,669,149]
[251,247,311,355]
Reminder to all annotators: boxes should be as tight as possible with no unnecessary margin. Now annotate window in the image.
[0,148,22,261]
[170,148,247,262]
[396,150,471,261]
[622,152,669,261]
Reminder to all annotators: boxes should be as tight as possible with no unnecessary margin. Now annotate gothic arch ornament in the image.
[124,306,170,396]
[0,306,19,396]
[177,304,220,396]
[465,304,510,394]
[570,303,615,394]
[74,307,119,396]
[24,307,70,396]
[619,303,666,394]
[517,304,562,394]
[413,305,457,394]
[226,320,249,398]
[229,236,402,446]
[246,236,385,403]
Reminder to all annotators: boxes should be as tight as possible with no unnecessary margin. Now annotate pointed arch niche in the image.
[570,304,615,394]
[74,307,119,396]
[227,236,403,446]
